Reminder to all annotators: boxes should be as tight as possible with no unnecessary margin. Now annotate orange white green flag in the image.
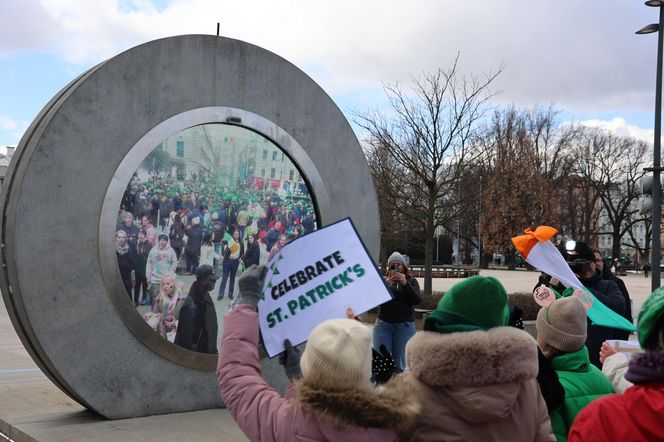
[512,226,636,332]
[512,226,585,290]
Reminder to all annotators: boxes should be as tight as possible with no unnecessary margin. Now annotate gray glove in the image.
[278,339,302,381]
[237,264,268,309]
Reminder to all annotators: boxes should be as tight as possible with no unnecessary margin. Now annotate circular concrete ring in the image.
[0,35,379,418]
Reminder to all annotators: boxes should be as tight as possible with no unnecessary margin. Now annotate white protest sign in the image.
[258,218,392,357]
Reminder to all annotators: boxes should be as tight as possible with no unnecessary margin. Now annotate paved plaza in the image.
[0,269,656,441]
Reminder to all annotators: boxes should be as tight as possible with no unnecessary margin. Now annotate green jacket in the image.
[549,347,614,442]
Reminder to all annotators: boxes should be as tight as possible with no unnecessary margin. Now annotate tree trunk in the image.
[506,247,516,270]
[423,190,435,296]
[612,232,621,261]
[424,233,433,296]
[480,252,491,269]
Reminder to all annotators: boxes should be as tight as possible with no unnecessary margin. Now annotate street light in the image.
[637,0,664,291]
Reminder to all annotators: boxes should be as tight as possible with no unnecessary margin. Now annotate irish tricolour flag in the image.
[512,226,635,332]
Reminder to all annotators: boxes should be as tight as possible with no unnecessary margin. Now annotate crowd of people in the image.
[115,172,662,441]
[114,172,316,348]
[217,239,664,442]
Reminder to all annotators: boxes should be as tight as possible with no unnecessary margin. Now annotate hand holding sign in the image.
[278,339,302,381]
[237,264,268,309]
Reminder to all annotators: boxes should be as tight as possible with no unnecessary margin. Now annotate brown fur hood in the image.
[406,326,538,387]
[296,373,420,431]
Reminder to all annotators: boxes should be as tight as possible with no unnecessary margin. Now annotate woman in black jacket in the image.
[243,234,260,268]
[115,230,135,300]
[372,251,422,373]
[169,212,185,262]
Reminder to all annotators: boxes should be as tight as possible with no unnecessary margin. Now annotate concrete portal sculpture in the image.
[0,35,379,418]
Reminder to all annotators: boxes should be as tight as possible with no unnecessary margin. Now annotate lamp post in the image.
[637,0,664,291]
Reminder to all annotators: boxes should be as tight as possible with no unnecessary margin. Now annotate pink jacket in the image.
[217,305,419,442]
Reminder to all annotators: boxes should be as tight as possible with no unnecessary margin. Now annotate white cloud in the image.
[579,117,654,144]
[0,1,658,117]
[0,115,17,131]
[0,116,28,147]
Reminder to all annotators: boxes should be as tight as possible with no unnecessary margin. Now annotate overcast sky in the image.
[0,0,660,149]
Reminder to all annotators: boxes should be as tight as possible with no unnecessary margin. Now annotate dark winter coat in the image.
[116,251,134,282]
[302,214,315,234]
[174,281,218,354]
[133,239,151,277]
[581,270,625,367]
[264,227,279,252]
[601,267,633,340]
[243,242,260,268]
[184,224,203,254]
[169,221,185,249]
[378,277,422,323]
[159,198,173,223]
[537,347,566,413]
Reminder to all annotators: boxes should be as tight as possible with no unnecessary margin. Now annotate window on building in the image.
[270,168,276,178]
[272,151,278,161]
[176,140,185,157]
[289,170,294,181]
[263,149,268,160]
[261,168,265,177]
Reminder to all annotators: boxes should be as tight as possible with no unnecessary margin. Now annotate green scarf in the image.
[424,309,488,334]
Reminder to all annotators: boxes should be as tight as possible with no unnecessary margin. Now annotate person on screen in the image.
[115,230,134,299]
[151,272,181,341]
[174,265,219,354]
[146,234,178,306]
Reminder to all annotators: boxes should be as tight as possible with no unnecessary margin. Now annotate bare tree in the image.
[356,55,502,295]
[480,107,564,268]
[572,128,650,259]
[624,212,651,265]
[365,142,409,271]
[558,174,601,244]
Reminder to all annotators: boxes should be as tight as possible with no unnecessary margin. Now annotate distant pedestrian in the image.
[373,251,421,373]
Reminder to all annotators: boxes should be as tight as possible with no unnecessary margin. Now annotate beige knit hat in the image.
[536,296,587,352]
[300,318,373,388]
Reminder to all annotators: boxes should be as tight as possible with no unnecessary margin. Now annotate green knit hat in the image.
[638,286,664,350]
[424,275,510,334]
